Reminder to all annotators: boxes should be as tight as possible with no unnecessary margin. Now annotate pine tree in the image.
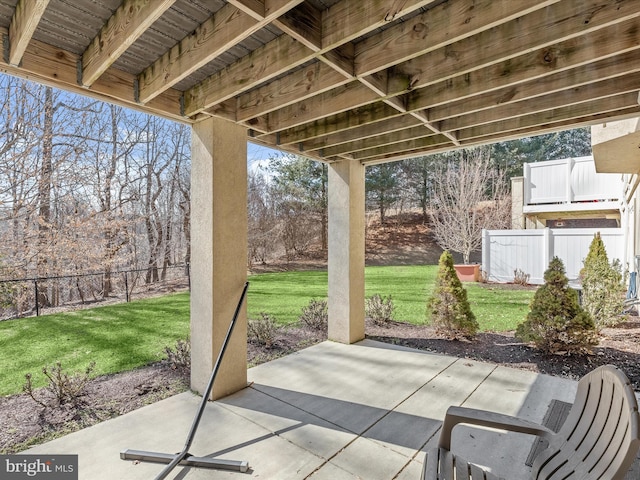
[516,257,597,354]
[428,250,478,339]
[581,233,624,330]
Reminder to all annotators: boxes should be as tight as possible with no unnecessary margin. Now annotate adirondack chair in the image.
[422,365,640,480]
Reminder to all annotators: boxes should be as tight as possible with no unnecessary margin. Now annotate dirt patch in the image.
[0,364,190,454]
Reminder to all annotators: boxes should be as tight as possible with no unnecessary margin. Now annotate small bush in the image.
[581,233,625,330]
[513,269,530,286]
[248,313,279,347]
[299,299,328,331]
[479,269,489,283]
[24,361,96,407]
[163,338,191,372]
[428,250,478,339]
[366,294,395,325]
[516,257,597,354]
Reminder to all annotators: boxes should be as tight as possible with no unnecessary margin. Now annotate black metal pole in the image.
[34,280,39,316]
[150,281,249,480]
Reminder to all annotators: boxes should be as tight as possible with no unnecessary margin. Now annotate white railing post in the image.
[482,229,489,280]
[523,163,531,206]
[566,157,574,204]
[542,228,552,271]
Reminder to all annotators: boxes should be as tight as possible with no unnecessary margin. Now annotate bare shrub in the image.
[513,269,530,286]
[479,269,489,283]
[366,294,396,325]
[163,338,191,372]
[299,299,328,331]
[24,361,96,407]
[248,313,279,348]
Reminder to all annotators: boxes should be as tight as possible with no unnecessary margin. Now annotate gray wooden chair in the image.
[422,365,640,480]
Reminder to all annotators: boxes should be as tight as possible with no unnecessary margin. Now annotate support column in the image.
[328,159,365,344]
[191,117,247,399]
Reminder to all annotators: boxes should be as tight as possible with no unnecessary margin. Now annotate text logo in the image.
[1,455,78,479]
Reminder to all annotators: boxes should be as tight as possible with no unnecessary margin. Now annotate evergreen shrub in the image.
[428,250,478,339]
[581,233,625,330]
[516,257,597,354]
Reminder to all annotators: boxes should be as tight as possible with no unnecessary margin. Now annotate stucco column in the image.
[190,117,247,399]
[511,176,525,229]
[328,159,365,343]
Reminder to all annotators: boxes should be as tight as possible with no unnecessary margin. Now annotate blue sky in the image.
[247,141,286,172]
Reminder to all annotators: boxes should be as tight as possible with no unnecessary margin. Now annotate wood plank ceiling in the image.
[0,0,639,165]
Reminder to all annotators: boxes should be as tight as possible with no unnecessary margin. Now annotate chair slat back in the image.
[532,365,640,480]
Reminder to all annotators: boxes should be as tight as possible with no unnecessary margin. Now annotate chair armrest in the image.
[438,405,554,450]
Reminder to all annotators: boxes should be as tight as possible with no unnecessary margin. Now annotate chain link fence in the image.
[0,264,190,320]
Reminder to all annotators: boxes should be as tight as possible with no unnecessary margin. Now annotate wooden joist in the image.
[8,0,49,66]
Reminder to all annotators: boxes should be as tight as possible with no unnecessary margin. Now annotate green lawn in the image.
[0,266,535,396]
[248,265,535,331]
[0,293,190,396]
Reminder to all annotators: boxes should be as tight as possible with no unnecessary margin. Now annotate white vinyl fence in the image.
[482,228,624,284]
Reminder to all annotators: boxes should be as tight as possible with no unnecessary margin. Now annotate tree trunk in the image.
[37,87,54,307]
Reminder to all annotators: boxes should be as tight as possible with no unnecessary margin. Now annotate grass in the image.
[248,265,535,331]
[0,293,189,396]
[0,266,536,396]
[247,270,329,325]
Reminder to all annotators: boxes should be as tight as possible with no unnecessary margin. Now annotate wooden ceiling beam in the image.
[446,112,640,157]
[301,114,422,152]
[186,34,311,117]
[8,0,49,66]
[138,3,257,104]
[226,0,265,20]
[322,126,439,157]
[188,0,533,120]
[232,1,554,128]
[322,0,434,48]
[273,102,404,145]
[236,61,349,121]
[362,109,640,162]
[429,50,640,123]
[230,0,322,22]
[440,73,640,133]
[264,81,380,132]
[351,134,452,161]
[390,0,640,94]
[272,2,322,50]
[458,92,640,141]
[138,0,303,104]
[0,30,184,122]
[256,0,639,155]
[81,0,176,87]
[407,17,640,113]
[324,16,640,152]
[465,108,640,147]
[354,0,560,77]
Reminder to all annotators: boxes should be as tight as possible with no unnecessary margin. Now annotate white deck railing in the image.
[523,156,621,212]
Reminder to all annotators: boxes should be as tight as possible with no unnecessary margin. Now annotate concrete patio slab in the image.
[22,340,587,479]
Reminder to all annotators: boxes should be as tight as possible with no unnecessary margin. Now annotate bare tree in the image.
[430,147,511,264]
[247,170,279,266]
